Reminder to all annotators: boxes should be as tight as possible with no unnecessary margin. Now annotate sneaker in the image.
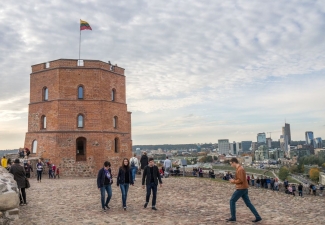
[123,207,126,211]
[152,206,157,210]
[252,218,262,223]
[105,204,110,209]
[102,208,106,212]
[226,218,236,222]
[144,202,148,208]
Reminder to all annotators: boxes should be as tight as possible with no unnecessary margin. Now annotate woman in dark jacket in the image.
[140,152,148,170]
[9,159,27,205]
[117,158,134,210]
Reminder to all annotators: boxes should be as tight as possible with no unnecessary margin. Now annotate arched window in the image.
[77,114,84,128]
[76,137,86,161]
[32,140,38,153]
[111,89,116,101]
[78,85,84,99]
[41,115,46,129]
[113,116,118,129]
[114,138,119,153]
[43,87,48,101]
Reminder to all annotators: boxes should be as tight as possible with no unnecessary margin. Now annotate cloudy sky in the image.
[1,0,325,149]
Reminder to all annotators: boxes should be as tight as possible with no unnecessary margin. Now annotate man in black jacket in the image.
[142,158,162,210]
[9,159,27,205]
[97,161,113,212]
[140,152,148,173]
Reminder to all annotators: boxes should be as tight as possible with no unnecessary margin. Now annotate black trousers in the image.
[20,188,26,204]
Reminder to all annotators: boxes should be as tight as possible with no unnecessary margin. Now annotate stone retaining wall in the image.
[0,166,19,224]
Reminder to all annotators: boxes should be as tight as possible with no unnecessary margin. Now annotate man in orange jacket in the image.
[226,157,262,223]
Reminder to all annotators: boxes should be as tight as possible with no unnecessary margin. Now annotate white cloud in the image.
[1,0,325,148]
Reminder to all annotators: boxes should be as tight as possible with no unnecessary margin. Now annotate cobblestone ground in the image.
[12,176,325,225]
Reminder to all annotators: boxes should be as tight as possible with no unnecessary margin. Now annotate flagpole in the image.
[79,20,81,62]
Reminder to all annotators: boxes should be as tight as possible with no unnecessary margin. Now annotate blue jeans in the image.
[119,184,129,207]
[230,189,261,220]
[251,180,255,186]
[146,182,158,207]
[37,170,42,181]
[100,185,112,209]
[131,166,138,181]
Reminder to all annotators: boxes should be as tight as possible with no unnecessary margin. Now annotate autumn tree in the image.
[309,168,320,182]
[279,166,290,181]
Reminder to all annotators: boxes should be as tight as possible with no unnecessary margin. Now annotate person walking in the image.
[47,161,53,179]
[163,156,172,178]
[24,160,33,178]
[36,159,44,182]
[140,152,148,174]
[97,161,113,212]
[130,153,139,182]
[226,158,262,223]
[117,158,134,210]
[142,157,162,210]
[274,178,279,191]
[9,159,28,205]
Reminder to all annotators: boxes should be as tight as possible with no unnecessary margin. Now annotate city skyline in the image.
[1,1,325,149]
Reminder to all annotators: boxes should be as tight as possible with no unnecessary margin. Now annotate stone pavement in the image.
[12,176,325,225]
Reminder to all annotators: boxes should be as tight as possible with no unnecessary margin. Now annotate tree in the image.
[309,168,320,182]
[289,165,298,174]
[297,163,305,173]
[322,163,325,169]
[278,166,290,181]
[213,156,218,160]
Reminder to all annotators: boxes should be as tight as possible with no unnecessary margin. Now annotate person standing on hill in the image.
[117,158,134,210]
[130,153,139,182]
[9,159,28,205]
[1,156,7,169]
[163,156,172,178]
[36,159,44,182]
[298,183,303,197]
[140,152,148,174]
[24,160,33,178]
[97,161,113,212]
[142,157,162,210]
[226,157,262,223]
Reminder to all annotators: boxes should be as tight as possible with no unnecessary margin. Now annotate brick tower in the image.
[24,59,132,176]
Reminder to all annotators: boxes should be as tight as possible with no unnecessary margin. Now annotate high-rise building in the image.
[229,141,236,155]
[266,138,272,148]
[315,137,323,148]
[218,139,229,155]
[236,142,242,152]
[241,141,252,152]
[280,134,289,153]
[305,131,314,145]
[257,133,266,143]
[282,123,291,144]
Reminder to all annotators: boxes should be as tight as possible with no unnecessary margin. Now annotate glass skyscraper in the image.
[305,131,314,145]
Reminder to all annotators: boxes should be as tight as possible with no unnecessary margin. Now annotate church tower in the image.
[24,59,132,176]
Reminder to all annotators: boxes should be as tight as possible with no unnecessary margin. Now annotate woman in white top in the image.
[130,153,139,182]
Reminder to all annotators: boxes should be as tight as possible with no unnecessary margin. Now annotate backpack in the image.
[131,158,135,167]
[312,185,316,191]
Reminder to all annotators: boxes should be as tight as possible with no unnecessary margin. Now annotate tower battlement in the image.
[31,59,125,75]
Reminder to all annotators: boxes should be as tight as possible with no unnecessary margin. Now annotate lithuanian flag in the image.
[80,20,92,31]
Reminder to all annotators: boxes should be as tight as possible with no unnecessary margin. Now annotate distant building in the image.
[218,139,229,155]
[283,123,291,144]
[257,133,266,143]
[305,131,314,145]
[280,134,289,154]
[266,138,272,148]
[289,149,311,159]
[314,137,323,148]
[236,142,242,152]
[241,141,252,152]
[241,156,252,165]
[251,142,258,152]
[229,141,237,155]
[268,148,284,160]
[255,145,269,161]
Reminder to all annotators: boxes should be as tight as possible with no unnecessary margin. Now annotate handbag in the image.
[25,178,30,189]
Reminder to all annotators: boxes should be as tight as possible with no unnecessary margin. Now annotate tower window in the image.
[112,89,116,101]
[78,86,84,99]
[43,87,48,101]
[113,116,118,129]
[78,114,84,128]
[32,140,38,153]
[41,115,47,129]
[114,138,119,153]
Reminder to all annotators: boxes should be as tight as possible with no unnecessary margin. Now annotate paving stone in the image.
[10,176,325,225]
